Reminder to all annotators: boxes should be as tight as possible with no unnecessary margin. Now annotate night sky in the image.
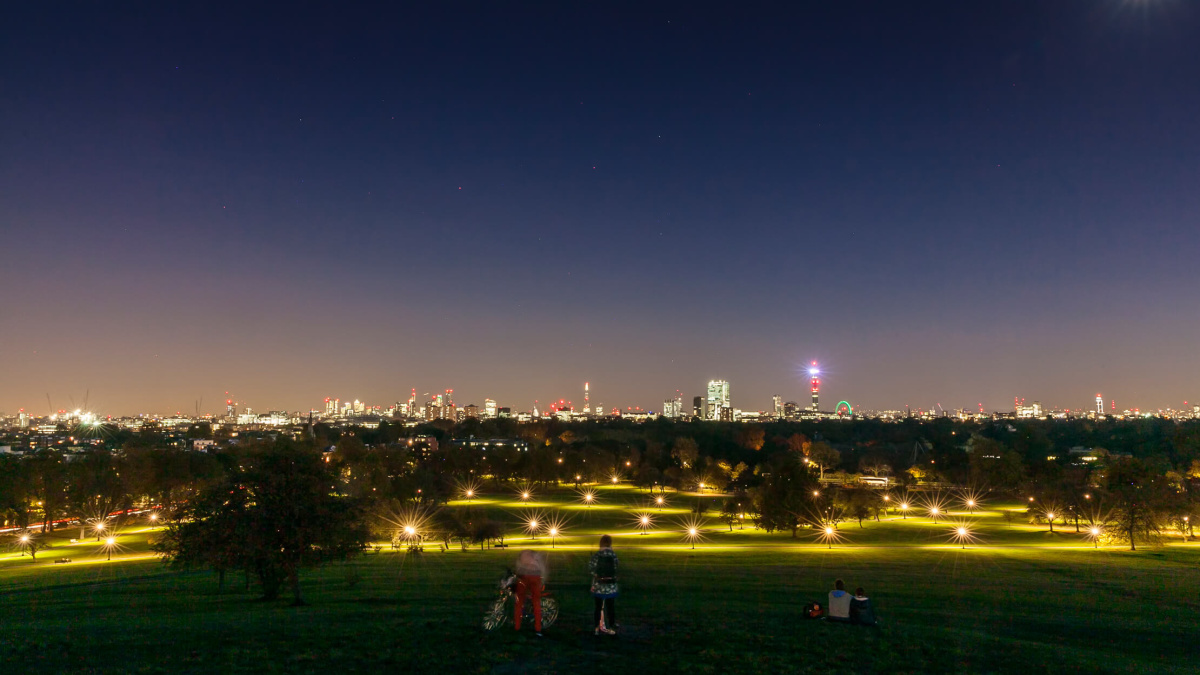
[3,1,1198,416]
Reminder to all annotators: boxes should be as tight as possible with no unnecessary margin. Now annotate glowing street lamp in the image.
[105,537,116,561]
[527,519,539,540]
[94,521,106,541]
[1089,526,1102,548]
[1045,512,1056,533]
[583,491,596,507]
[900,503,909,519]
[549,527,559,548]
[812,490,820,498]
[655,496,665,509]
[965,499,976,513]
[465,489,475,503]
[611,475,620,485]
[687,527,699,550]
[824,526,835,549]
[638,514,652,535]
[929,506,940,523]
[953,526,971,549]
[521,491,531,501]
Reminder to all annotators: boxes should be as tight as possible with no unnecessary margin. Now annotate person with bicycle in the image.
[513,549,547,635]
[589,534,619,635]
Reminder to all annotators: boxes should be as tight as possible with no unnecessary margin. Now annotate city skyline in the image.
[5,373,1191,419]
[4,3,1199,416]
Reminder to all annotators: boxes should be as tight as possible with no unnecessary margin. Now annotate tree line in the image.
[3,417,1198,599]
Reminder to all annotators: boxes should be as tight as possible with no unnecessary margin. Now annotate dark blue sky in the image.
[3,1,1198,415]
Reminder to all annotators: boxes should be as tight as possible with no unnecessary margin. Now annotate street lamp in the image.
[824,526,835,549]
[900,503,909,519]
[930,506,940,524]
[549,527,558,548]
[1046,512,1056,533]
[956,526,968,549]
[655,496,665,509]
[687,527,698,550]
[105,537,116,561]
[527,519,539,540]
[639,515,652,535]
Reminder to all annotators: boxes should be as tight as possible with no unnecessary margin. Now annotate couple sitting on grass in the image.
[827,579,876,625]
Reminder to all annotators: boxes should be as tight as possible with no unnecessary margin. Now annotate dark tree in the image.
[1105,457,1171,551]
[155,448,370,604]
[753,455,819,538]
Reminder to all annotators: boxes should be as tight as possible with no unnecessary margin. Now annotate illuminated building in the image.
[706,380,730,421]
[773,395,783,419]
[485,399,497,419]
[809,362,820,412]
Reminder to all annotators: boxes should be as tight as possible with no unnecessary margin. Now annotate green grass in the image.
[2,485,1198,673]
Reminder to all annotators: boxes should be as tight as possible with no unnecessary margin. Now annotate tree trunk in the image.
[258,564,281,601]
[289,567,305,606]
[1128,521,1136,551]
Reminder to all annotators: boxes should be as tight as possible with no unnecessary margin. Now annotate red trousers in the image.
[513,575,542,632]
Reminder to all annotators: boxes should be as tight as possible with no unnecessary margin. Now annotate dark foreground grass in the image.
[2,490,1199,674]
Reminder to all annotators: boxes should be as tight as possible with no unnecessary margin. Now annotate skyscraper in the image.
[485,399,497,419]
[693,396,704,419]
[772,395,783,419]
[1096,394,1104,415]
[706,380,731,421]
[809,362,820,412]
[662,397,680,418]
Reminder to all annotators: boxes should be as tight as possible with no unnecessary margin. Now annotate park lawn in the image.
[2,485,1198,674]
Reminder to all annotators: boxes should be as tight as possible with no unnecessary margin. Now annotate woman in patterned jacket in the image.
[588,534,619,635]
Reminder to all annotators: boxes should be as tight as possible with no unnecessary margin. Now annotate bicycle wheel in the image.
[540,596,559,628]
[482,598,508,631]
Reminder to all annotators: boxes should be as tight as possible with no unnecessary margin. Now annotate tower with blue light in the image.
[809,362,820,412]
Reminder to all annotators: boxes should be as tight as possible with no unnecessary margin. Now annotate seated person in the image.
[827,579,851,622]
[850,587,877,626]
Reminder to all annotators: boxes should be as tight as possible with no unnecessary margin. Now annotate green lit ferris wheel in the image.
[836,401,852,417]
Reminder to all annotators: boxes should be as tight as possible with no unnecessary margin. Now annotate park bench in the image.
[55,558,72,564]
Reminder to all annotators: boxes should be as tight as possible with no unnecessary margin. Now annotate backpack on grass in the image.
[802,601,823,619]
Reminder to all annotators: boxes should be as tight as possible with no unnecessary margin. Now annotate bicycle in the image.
[483,569,559,631]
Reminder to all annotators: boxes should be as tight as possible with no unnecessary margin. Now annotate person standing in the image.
[513,549,547,635]
[589,534,619,635]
